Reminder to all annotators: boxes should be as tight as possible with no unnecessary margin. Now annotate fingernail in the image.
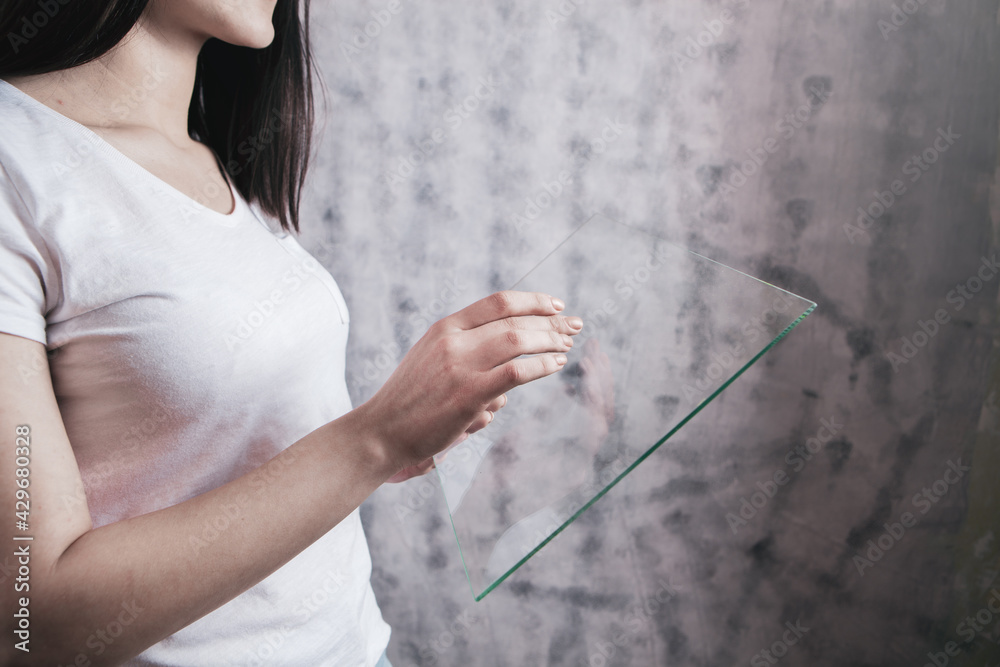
[567,317,583,330]
[555,353,568,365]
[500,394,508,408]
[487,410,495,422]
[551,297,565,311]
[561,334,573,346]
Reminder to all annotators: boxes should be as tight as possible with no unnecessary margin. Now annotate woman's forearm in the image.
[22,406,393,666]
[2,290,577,666]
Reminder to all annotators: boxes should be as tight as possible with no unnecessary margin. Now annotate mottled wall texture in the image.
[295,1,1000,665]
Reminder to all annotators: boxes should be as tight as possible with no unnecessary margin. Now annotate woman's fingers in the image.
[465,411,493,434]
[465,309,583,371]
[476,328,575,370]
[485,393,507,413]
[465,393,508,434]
[483,313,583,336]
[485,352,569,396]
[445,293,581,373]
[450,290,564,331]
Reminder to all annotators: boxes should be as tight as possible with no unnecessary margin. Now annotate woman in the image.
[0,1,582,664]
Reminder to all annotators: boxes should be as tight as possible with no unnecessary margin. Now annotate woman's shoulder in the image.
[0,80,116,228]
[0,79,104,182]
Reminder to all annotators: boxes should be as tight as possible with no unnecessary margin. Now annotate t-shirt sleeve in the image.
[0,163,49,346]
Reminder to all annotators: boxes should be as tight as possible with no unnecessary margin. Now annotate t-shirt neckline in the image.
[0,77,243,224]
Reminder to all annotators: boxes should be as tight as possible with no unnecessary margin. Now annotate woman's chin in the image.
[225,24,276,50]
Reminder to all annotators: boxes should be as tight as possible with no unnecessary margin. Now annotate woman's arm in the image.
[0,290,580,666]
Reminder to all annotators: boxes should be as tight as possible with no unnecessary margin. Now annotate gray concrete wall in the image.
[297,1,1000,665]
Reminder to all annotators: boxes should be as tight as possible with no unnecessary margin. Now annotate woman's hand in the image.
[357,290,583,480]
[383,424,474,483]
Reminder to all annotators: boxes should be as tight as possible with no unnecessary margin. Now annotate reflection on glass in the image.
[435,213,816,600]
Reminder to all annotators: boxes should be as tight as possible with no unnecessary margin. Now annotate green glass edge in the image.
[457,300,818,601]
[435,462,477,597]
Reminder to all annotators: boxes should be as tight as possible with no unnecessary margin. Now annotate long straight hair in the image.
[0,0,314,233]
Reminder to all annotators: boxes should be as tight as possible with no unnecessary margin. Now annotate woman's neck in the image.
[3,16,204,147]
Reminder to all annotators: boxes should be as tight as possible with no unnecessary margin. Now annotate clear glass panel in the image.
[434,213,816,600]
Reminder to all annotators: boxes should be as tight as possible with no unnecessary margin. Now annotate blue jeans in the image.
[376,649,393,667]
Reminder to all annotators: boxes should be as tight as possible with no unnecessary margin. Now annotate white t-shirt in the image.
[0,79,391,666]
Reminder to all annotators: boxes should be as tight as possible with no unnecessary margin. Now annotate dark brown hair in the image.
[0,0,315,233]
